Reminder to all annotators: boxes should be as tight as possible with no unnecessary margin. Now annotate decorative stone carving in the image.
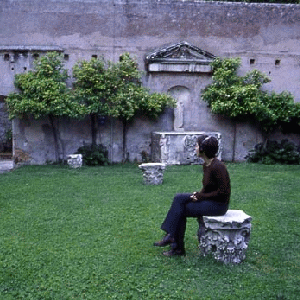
[184,134,200,163]
[67,154,83,168]
[199,210,252,264]
[145,41,215,73]
[168,86,190,133]
[159,135,170,165]
[138,163,166,185]
[151,132,222,165]
[174,101,184,132]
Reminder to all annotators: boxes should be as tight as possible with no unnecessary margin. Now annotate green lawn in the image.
[0,163,299,299]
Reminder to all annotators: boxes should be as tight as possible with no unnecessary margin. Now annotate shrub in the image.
[77,144,109,166]
[246,139,300,165]
[141,150,151,163]
[0,129,12,153]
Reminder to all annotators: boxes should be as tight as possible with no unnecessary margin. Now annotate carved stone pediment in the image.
[145,41,215,73]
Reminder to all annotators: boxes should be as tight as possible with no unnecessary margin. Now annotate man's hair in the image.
[197,135,218,159]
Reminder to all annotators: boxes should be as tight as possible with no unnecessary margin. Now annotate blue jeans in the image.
[161,193,229,251]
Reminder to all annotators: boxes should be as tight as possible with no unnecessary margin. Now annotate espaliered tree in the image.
[6,52,86,162]
[106,53,176,162]
[72,57,109,146]
[201,57,300,161]
[73,53,176,162]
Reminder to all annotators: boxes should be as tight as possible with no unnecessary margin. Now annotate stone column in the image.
[138,163,166,185]
[199,210,252,264]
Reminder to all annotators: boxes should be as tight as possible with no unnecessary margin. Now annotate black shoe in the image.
[162,248,186,257]
[153,234,175,247]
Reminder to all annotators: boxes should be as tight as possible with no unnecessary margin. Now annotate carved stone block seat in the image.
[198,210,252,264]
[67,154,83,169]
[138,163,166,185]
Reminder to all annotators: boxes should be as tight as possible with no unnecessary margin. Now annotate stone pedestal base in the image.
[67,154,83,168]
[138,163,166,185]
[199,210,252,264]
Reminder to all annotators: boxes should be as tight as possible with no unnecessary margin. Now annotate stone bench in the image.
[198,210,252,264]
[138,163,166,185]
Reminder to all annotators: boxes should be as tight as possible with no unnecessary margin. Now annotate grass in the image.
[0,163,300,299]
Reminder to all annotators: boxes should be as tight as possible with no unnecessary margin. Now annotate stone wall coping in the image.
[204,210,252,224]
[67,154,82,159]
[139,163,166,167]
[0,45,64,52]
[152,131,221,135]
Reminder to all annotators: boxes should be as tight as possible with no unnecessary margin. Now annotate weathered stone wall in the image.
[0,0,299,163]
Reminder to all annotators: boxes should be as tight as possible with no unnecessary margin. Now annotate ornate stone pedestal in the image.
[199,210,252,264]
[67,154,83,168]
[138,163,166,185]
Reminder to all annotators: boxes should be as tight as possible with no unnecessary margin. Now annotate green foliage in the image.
[256,91,296,133]
[72,53,175,123]
[5,52,88,162]
[202,57,298,134]
[105,53,175,122]
[141,150,151,163]
[6,52,86,120]
[104,53,175,161]
[72,53,175,158]
[0,129,12,153]
[202,58,269,120]
[72,57,109,115]
[4,129,12,143]
[77,144,109,166]
[246,139,300,164]
[281,102,300,134]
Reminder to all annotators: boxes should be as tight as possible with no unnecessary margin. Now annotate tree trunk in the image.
[262,131,270,151]
[91,113,98,146]
[49,114,60,162]
[232,120,237,162]
[122,119,129,162]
